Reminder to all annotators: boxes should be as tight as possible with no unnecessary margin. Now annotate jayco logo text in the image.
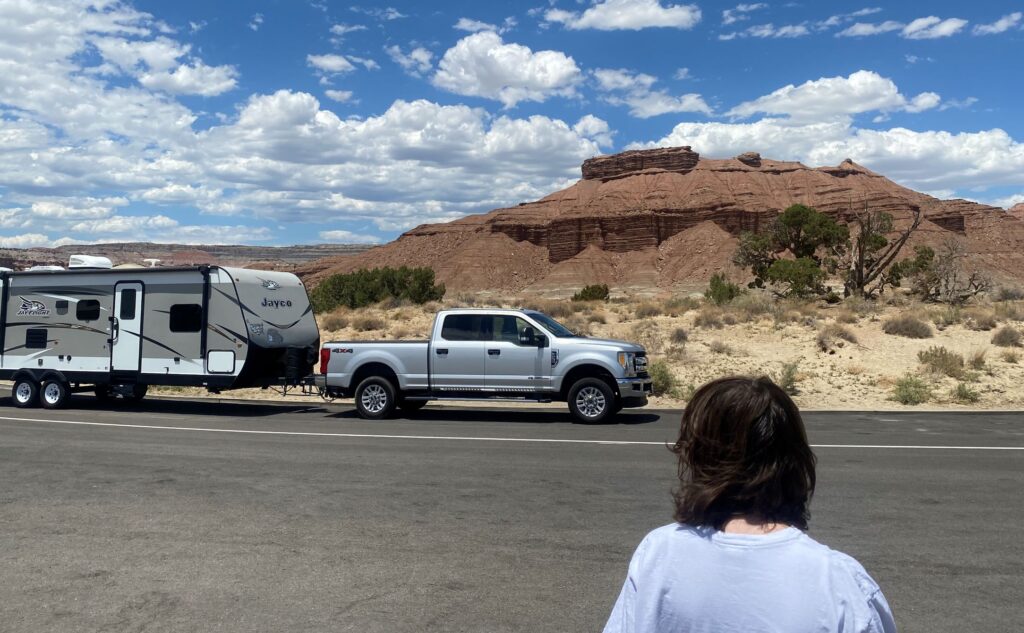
[261,298,293,308]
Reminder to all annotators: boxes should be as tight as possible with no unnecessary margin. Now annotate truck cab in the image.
[317,308,653,423]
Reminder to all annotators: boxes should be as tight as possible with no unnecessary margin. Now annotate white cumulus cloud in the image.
[432,32,581,107]
[386,45,435,77]
[307,54,356,74]
[722,3,767,26]
[973,12,1022,35]
[902,16,968,39]
[139,61,238,96]
[594,68,711,118]
[545,0,701,31]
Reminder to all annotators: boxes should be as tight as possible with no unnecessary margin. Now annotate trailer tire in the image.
[12,378,39,408]
[354,376,396,420]
[125,384,148,402]
[568,377,615,424]
[40,380,70,409]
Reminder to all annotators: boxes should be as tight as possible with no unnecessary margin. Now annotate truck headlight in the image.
[617,352,636,375]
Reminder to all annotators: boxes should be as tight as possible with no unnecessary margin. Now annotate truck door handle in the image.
[436,348,448,355]
[488,349,500,356]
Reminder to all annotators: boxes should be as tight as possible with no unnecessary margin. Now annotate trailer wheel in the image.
[40,380,70,409]
[12,378,39,408]
[568,377,615,424]
[354,376,396,420]
[125,384,148,402]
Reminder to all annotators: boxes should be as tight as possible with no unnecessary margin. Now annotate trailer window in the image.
[25,329,47,349]
[55,300,68,316]
[119,289,137,320]
[169,304,203,332]
[440,314,490,341]
[76,299,101,322]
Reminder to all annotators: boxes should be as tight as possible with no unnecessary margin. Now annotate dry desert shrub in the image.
[964,309,998,331]
[389,327,412,340]
[846,364,866,376]
[671,327,689,346]
[882,314,933,339]
[524,299,574,319]
[994,301,1023,321]
[586,311,607,324]
[663,296,701,315]
[918,346,965,379]
[991,326,1023,347]
[770,362,800,395]
[816,323,858,353]
[630,319,664,354]
[994,287,1024,302]
[929,307,963,330]
[708,340,732,355]
[834,309,859,324]
[647,360,677,396]
[634,303,663,319]
[891,375,931,405]
[693,308,724,329]
[563,316,593,337]
[320,312,349,331]
[967,349,988,371]
[950,383,981,404]
[844,295,880,317]
[727,293,775,323]
[352,315,386,331]
[1001,350,1020,363]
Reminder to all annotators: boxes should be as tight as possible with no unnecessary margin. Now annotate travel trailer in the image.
[0,259,320,409]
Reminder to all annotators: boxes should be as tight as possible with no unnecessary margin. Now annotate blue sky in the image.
[0,1,1022,248]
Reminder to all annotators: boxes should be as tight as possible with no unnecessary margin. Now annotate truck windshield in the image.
[526,311,577,338]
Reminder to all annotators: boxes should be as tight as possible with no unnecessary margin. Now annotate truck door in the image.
[430,314,488,390]
[111,282,143,375]
[484,314,550,391]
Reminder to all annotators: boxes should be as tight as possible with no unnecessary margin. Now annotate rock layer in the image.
[299,148,1024,294]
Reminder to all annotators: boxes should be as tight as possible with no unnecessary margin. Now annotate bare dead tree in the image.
[843,203,922,298]
[909,237,991,305]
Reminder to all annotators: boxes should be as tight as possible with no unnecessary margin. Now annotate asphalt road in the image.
[1,398,1022,633]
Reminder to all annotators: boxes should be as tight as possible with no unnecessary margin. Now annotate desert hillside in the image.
[297,147,1024,295]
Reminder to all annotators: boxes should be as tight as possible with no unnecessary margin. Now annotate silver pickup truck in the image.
[315,308,652,423]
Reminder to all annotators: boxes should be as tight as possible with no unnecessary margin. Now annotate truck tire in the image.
[40,380,71,409]
[12,378,39,408]
[125,384,148,402]
[354,376,397,420]
[568,377,616,424]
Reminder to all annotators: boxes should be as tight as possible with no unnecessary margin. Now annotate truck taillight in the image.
[319,347,330,374]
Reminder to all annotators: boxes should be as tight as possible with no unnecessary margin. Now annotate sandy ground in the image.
[139,293,1024,412]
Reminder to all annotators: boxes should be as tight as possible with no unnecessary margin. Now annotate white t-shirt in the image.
[603,523,897,633]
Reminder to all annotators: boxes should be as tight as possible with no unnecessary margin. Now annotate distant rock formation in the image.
[1011,203,1024,220]
[298,147,1024,294]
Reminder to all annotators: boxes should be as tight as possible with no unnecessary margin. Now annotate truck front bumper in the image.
[617,377,653,408]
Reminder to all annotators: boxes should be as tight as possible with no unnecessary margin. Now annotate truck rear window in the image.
[441,314,489,341]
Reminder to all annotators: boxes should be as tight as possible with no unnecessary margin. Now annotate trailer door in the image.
[111,282,143,374]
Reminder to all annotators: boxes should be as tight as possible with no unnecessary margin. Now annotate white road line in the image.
[2,415,1023,450]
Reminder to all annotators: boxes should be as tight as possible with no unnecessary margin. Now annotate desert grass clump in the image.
[647,360,677,396]
[929,306,962,330]
[693,308,724,329]
[320,312,349,331]
[993,301,1023,322]
[708,340,732,355]
[634,303,663,319]
[991,326,1023,347]
[882,314,933,339]
[352,315,386,331]
[586,311,607,324]
[1001,350,1020,364]
[630,319,664,354]
[951,383,981,404]
[834,309,859,324]
[891,375,931,405]
[730,293,775,323]
[995,287,1024,302]
[663,296,701,315]
[844,295,880,317]
[967,349,988,371]
[769,362,800,395]
[389,327,412,340]
[525,299,574,319]
[670,327,689,346]
[817,323,858,353]
[917,346,965,379]
[965,309,998,331]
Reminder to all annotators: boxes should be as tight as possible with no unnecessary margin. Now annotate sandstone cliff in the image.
[299,148,1024,294]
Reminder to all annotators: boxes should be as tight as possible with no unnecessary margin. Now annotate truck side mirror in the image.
[519,327,536,346]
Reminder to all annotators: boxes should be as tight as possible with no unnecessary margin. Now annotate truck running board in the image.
[407,396,554,404]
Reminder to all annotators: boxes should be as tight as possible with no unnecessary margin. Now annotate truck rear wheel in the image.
[568,377,616,424]
[355,376,397,420]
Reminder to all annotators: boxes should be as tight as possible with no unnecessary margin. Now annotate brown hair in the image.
[672,376,816,530]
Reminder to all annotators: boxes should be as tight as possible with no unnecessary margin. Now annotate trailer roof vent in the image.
[68,255,113,269]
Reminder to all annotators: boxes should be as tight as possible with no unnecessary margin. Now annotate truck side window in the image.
[169,304,203,333]
[492,316,533,345]
[76,299,101,321]
[441,314,489,341]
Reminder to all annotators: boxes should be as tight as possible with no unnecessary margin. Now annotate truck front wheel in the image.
[354,376,397,420]
[568,378,616,424]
